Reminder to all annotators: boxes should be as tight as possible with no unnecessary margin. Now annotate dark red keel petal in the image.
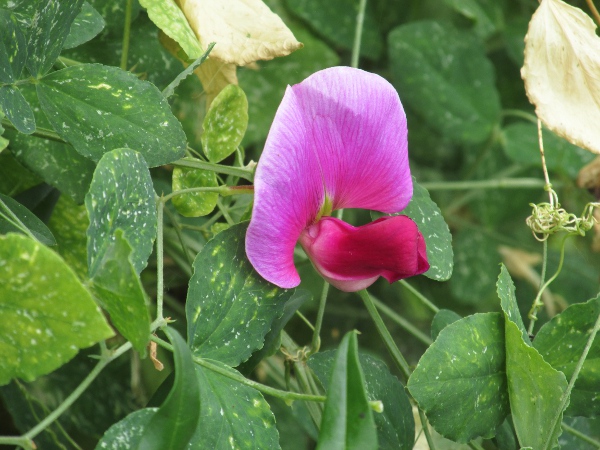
[299,216,429,292]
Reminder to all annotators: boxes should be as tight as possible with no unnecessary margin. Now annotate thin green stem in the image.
[561,421,600,447]
[528,239,548,335]
[295,310,315,331]
[120,0,133,70]
[358,289,411,380]
[351,0,368,68]
[417,409,437,450]
[57,56,83,67]
[501,109,538,124]
[399,280,439,314]
[162,205,193,267]
[216,198,234,225]
[0,200,38,242]
[1,119,65,143]
[371,295,433,346]
[420,178,549,191]
[149,335,326,403]
[528,235,569,333]
[172,158,255,182]
[161,185,254,204]
[309,281,330,354]
[545,309,600,449]
[156,199,165,322]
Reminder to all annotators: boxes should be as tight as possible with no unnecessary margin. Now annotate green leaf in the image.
[202,84,249,163]
[137,328,200,450]
[0,193,56,245]
[497,264,530,345]
[533,295,600,418]
[407,313,509,443]
[189,362,279,449]
[186,222,291,366]
[86,148,157,277]
[25,0,84,77]
[6,86,95,204]
[239,25,339,146]
[285,0,382,59]
[0,151,40,196]
[315,332,377,450]
[400,179,453,281]
[430,309,461,341]
[89,230,151,355]
[47,194,89,279]
[310,351,414,450]
[171,159,219,217]
[0,112,8,152]
[502,122,595,179]
[138,0,202,59]
[389,21,501,144]
[63,1,105,50]
[0,10,27,83]
[0,85,35,134]
[504,319,568,449]
[0,233,114,386]
[444,0,503,39]
[36,63,186,167]
[86,0,141,37]
[95,408,157,450]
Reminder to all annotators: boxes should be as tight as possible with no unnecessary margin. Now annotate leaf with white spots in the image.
[89,230,151,356]
[407,313,509,443]
[504,318,568,449]
[0,85,35,134]
[137,328,200,449]
[36,64,186,167]
[389,21,501,144]
[25,0,85,77]
[186,222,291,366]
[95,408,157,450]
[202,84,248,163]
[171,159,219,217]
[533,295,600,418]
[138,0,202,60]
[0,233,114,386]
[0,193,56,246]
[63,1,105,50]
[0,9,27,83]
[86,148,157,277]
[188,362,279,449]
[497,264,530,345]
[310,350,414,450]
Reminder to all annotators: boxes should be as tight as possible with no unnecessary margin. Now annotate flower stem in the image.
[120,0,133,70]
[371,295,433,346]
[160,185,254,204]
[420,178,549,191]
[527,239,548,335]
[309,281,330,355]
[172,158,255,182]
[544,308,600,450]
[351,0,368,68]
[399,280,439,314]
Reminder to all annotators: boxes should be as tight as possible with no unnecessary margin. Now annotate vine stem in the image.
[308,280,330,355]
[351,0,368,68]
[1,119,65,143]
[120,0,133,70]
[420,178,549,191]
[527,235,569,334]
[585,0,600,26]
[537,119,553,206]
[150,335,326,404]
[561,421,600,447]
[399,280,439,314]
[161,185,254,204]
[0,199,38,242]
[527,239,548,335]
[544,308,600,450]
[371,295,433,346]
[171,158,255,182]
[156,198,165,322]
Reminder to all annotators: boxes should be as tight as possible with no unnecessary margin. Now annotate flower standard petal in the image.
[298,216,429,292]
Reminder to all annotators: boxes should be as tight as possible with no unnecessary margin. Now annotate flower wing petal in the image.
[299,216,429,292]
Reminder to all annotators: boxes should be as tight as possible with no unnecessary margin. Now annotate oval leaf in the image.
[186,222,291,366]
[310,350,414,450]
[0,193,56,246]
[389,21,501,145]
[407,313,509,443]
[0,233,114,386]
[63,1,105,50]
[497,264,530,345]
[522,0,600,154]
[95,408,157,450]
[0,10,27,83]
[0,85,35,134]
[89,230,151,356]
[533,295,600,418]
[315,332,377,450]
[86,148,157,277]
[430,309,461,341]
[137,328,200,450]
[171,160,219,217]
[37,64,186,167]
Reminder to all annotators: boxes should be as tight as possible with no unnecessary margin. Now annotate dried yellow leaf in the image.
[179,0,302,66]
[522,0,600,154]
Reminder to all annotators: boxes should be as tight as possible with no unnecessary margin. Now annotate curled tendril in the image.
[526,186,600,241]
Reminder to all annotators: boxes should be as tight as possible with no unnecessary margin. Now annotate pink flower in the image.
[246,67,429,292]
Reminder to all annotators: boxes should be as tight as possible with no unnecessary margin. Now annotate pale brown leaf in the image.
[522,0,600,154]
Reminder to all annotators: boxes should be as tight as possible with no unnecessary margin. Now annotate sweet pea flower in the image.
[246,67,429,292]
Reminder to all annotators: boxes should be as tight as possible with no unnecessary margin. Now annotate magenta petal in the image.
[298,216,429,292]
[246,67,413,288]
